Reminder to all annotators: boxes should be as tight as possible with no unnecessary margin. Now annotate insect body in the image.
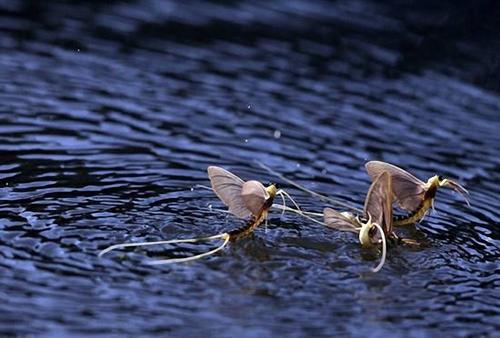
[323,171,392,272]
[207,166,277,241]
[365,161,470,226]
[99,166,277,265]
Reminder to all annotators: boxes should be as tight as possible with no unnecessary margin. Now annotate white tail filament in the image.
[256,161,362,213]
[371,222,387,273]
[99,233,230,265]
[272,203,325,226]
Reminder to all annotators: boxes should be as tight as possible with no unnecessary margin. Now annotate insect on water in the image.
[99,166,302,265]
[255,162,429,271]
[323,171,392,272]
[365,161,470,226]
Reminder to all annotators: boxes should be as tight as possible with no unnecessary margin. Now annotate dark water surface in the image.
[0,0,499,337]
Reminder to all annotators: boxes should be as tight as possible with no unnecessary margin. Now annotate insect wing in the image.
[383,173,394,234]
[323,208,359,233]
[366,161,425,212]
[241,180,268,216]
[207,166,252,219]
[363,171,393,234]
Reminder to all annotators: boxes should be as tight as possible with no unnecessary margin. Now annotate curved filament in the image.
[277,190,287,218]
[256,161,362,213]
[99,233,230,264]
[279,189,302,212]
[208,207,233,215]
[371,223,387,273]
[146,233,230,265]
[301,210,324,218]
[446,180,471,207]
[276,189,305,221]
[194,184,214,191]
[272,203,325,226]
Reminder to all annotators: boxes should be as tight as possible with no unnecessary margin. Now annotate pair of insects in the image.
[99,161,469,272]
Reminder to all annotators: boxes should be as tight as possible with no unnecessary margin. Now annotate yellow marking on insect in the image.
[366,161,470,227]
[393,198,433,226]
[357,214,387,273]
[358,214,373,247]
[266,184,277,199]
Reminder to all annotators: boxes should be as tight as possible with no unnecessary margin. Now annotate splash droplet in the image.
[274,130,281,139]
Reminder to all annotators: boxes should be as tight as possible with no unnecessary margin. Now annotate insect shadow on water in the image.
[99,166,307,265]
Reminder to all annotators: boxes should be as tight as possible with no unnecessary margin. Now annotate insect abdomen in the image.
[228,210,267,241]
[393,199,433,226]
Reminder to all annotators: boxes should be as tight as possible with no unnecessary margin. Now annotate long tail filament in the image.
[99,233,230,265]
[277,190,287,217]
[371,223,387,273]
[146,233,230,265]
[194,184,213,191]
[272,203,325,226]
[256,161,362,213]
[278,189,302,211]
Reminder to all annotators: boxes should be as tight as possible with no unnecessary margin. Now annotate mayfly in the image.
[323,171,393,272]
[365,161,470,226]
[99,166,300,265]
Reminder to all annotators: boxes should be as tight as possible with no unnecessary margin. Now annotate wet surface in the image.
[0,0,499,336]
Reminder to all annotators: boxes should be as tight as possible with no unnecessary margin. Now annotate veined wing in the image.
[323,208,359,233]
[365,161,426,212]
[363,171,393,234]
[207,166,252,219]
[241,180,268,216]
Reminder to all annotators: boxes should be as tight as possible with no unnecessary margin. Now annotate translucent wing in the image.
[241,180,268,216]
[323,208,359,233]
[207,166,252,219]
[363,171,393,235]
[365,161,426,212]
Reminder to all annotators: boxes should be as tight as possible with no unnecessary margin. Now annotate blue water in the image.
[0,0,498,337]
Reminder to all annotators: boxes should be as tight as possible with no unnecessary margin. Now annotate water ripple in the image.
[0,0,498,336]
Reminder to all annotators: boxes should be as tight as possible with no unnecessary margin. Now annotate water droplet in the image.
[244,139,248,143]
[190,187,194,191]
[247,105,251,109]
[296,163,301,168]
[274,130,281,139]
